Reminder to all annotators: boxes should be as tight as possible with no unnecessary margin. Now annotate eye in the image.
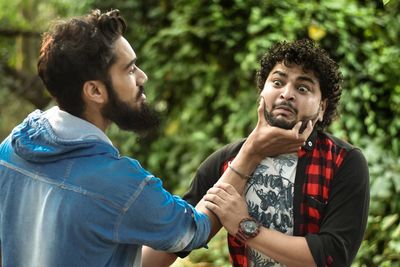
[298,85,310,93]
[129,65,137,75]
[272,80,283,87]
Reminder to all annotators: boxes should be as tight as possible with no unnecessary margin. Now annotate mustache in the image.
[137,86,145,99]
[272,101,298,114]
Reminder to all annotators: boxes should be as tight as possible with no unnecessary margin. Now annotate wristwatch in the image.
[235,217,260,243]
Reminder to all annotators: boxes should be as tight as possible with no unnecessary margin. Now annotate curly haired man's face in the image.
[261,63,326,130]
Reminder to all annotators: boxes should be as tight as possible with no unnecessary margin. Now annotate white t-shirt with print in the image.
[244,153,298,267]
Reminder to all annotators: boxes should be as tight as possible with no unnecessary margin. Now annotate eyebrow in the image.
[123,58,137,70]
[271,70,316,84]
[271,70,288,78]
[297,75,316,85]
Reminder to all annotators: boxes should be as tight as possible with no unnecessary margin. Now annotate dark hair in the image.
[37,9,127,117]
[256,39,343,130]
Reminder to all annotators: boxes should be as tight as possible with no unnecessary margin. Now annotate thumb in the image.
[291,121,303,139]
[257,96,268,126]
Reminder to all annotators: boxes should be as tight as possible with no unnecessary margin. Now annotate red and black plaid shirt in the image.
[223,131,347,266]
[181,130,369,267]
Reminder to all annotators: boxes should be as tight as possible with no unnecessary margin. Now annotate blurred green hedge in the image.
[104,1,399,266]
[1,0,399,265]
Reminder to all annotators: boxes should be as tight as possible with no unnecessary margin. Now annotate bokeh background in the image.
[0,0,399,266]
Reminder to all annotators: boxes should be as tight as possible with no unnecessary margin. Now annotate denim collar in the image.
[43,106,113,145]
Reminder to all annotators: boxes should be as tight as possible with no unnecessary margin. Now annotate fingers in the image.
[205,188,228,202]
[203,192,224,205]
[291,121,302,139]
[292,120,312,141]
[257,96,268,126]
[204,184,249,230]
[203,187,229,217]
[300,120,313,139]
[204,183,231,204]
[204,199,221,216]
[212,182,239,195]
[204,183,241,212]
[273,123,304,143]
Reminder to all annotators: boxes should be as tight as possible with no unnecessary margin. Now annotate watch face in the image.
[241,219,258,235]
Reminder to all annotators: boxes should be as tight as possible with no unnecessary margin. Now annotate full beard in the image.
[263,100,320,133]
[263,100,298,130]
[101,80,160,135]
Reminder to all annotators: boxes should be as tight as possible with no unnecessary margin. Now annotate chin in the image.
[273,118,297,130]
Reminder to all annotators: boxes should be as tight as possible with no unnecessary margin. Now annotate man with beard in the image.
[143,40,370,267]
[0,10,313,267]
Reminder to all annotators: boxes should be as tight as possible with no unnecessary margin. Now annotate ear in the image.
[82,80,107,104]
[318,99,328,122]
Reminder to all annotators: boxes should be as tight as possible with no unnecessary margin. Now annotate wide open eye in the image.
[272,80,283,87]
[298,85,310,93]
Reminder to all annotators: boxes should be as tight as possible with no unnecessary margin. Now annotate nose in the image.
[136,67,148,85]
[280,85,295,101]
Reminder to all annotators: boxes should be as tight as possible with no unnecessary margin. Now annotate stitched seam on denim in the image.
[113,174,153,242]
[0,159,120,209]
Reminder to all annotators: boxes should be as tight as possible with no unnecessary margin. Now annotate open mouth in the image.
[273,105,296,117]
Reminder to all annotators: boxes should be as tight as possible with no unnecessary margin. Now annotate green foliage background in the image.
[0,0,399,266]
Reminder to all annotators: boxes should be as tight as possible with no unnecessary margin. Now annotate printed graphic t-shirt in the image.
[244,153,298,267]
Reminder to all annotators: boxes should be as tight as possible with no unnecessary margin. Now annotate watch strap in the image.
[235,217,260,243]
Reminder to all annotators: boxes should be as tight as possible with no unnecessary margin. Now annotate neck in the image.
[81,107,110,132]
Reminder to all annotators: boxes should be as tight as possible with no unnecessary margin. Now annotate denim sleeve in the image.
[114,175,211,252]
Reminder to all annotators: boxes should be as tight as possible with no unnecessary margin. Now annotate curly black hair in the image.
[256,39,343,130]
[37,9,126,117]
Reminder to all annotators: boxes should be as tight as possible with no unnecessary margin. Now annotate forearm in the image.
[247,228,316,267]
[195,149,261,238]
[196,130,305,238]
[219,148,261,193]
[141,149,260,263]
[141,246,177,267]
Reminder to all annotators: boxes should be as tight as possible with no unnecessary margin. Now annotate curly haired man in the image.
[144,39,370,267]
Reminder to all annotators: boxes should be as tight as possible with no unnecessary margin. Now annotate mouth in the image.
[273,105,296,117]
[138,86,147,101]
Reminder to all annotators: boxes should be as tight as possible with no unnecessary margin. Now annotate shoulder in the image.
[181,139,246,205]
[318,131,368,162]
[72,154,159,206]
[318,132,369,183]
[198,139,246,174]
[318,131,354,151]
[205,139,245,162]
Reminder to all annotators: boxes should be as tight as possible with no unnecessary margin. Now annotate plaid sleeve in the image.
[305,147,369,267]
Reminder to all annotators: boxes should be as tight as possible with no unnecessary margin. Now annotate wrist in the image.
[235,217,261,243]
[228,161,251,180]
[240,138,265,165]
[234,147,263,171]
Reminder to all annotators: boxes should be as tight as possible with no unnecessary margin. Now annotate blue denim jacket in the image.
[0,107,210,267]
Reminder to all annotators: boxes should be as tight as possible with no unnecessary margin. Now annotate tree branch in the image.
[1,63,51,109]
[0,28,41,38]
